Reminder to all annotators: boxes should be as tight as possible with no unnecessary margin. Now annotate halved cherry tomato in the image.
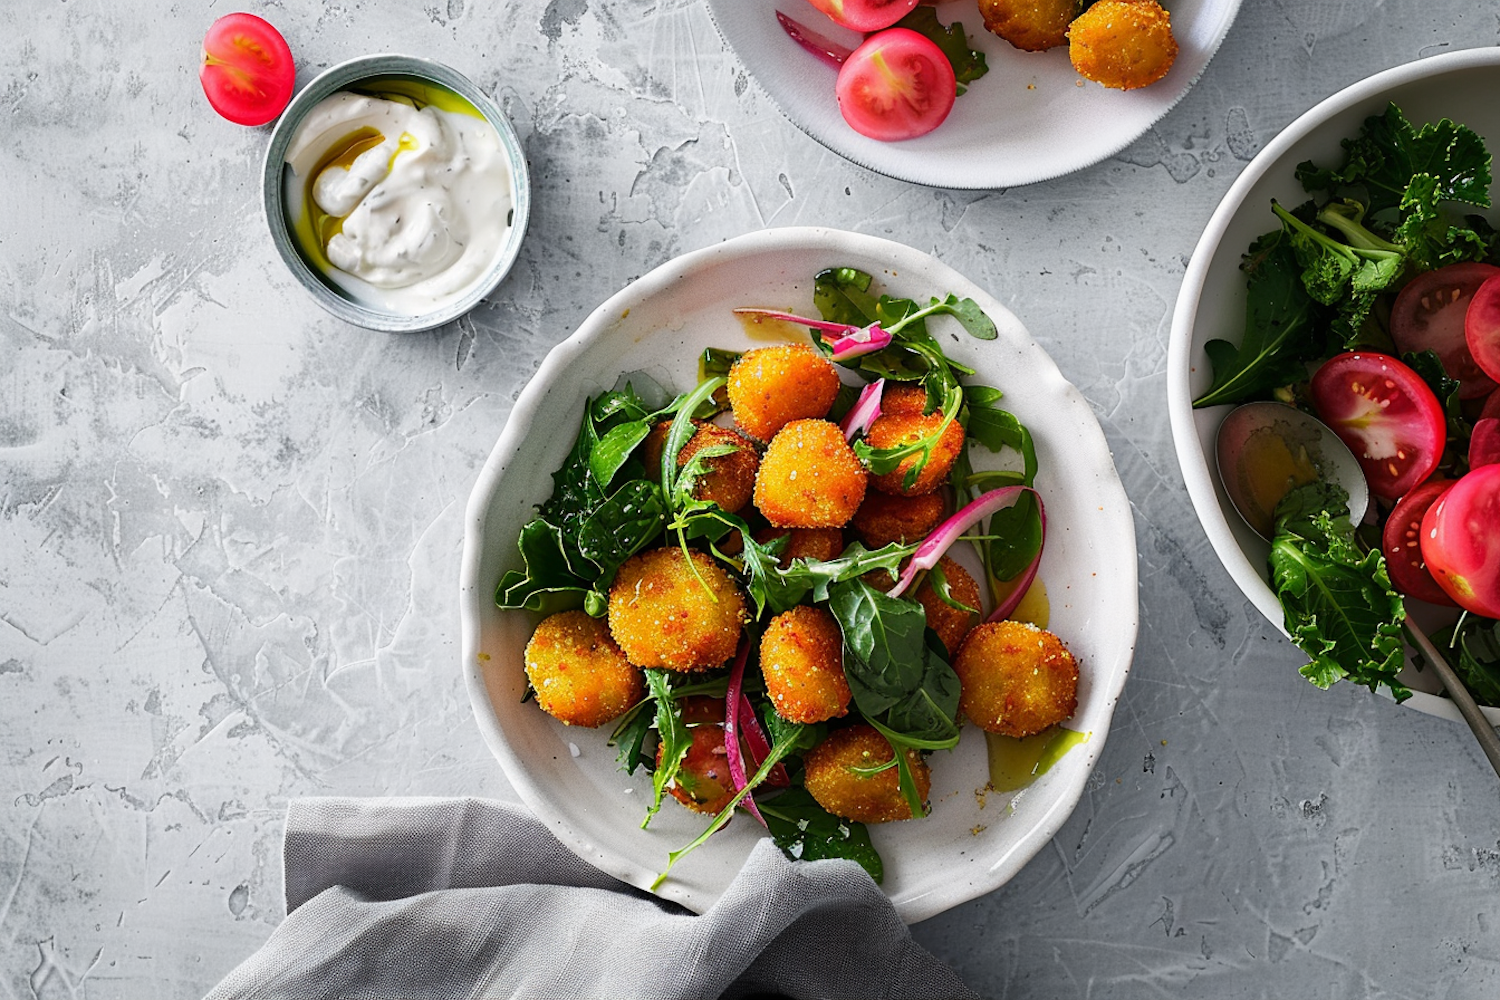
[1309,352,1446,500]
[1466,272,1500,384]
[1390,261,1500,399]
[1381,479,1458,606]
[836,28,956,142]
[200,13,295,127]
[1483,390,1500,422]
[1420,464,1500,618]
[807,0,921,31]
[1471,417,1500,469]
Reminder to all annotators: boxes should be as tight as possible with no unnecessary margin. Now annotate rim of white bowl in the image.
[1167,46,1500,726]
[459,226,1140,920]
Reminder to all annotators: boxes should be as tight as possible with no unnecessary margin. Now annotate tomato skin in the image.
[200,13,295,127]
[836,28,956,142]
[1309,352,1447,501]
[1420,464,1500,618]
[1467,272,1500,384]
[1482,390,1500,422]
[1471,417,1500,470]
[807,0,921,31]
[1390,262,1500,400]
[1381,479,1458,606]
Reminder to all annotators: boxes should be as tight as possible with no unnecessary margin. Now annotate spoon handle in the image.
[1405,616,1500,779]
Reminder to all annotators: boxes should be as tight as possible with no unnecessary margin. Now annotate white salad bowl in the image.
[459,227,1138,921]
[705,0,1241,189]
[1167,47,1500,724]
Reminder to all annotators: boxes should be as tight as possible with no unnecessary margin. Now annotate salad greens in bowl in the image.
[1169,48,1500,724]
[459,227,1137,920]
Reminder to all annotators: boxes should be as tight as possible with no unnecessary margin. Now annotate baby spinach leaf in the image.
[814,267,879,327]
[495,518,590,613]
[1268,482,1408,699]
[760,786,882,882]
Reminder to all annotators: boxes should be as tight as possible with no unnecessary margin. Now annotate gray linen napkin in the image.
[205,796,978,1000]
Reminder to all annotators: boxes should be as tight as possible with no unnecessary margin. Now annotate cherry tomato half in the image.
[1390,261,1500,399]
[1309,352,1446,500]
[836,28,956,142]
[1381,478,1458,606]
[200,13,295,127]
[1466,272,1500,385]
[807,0,921,31]
[1420,463,1500,618]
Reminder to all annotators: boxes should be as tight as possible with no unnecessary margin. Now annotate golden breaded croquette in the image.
[850,489,946,548]
[523,610,646,728]
[679,423,760,514]
[638,421,759,513]
[914,555,981,656]
[754,526,845,567]
[659,722,736,814]
[865,384,965,496]
[727,343,842,442]
[803,725,931,823]
[953,621,1078,737]
[760,606,851,724]
[754,419,868,528]
[979,0,1080,51]
[608,548,747,671]
[1069,0,1178,91]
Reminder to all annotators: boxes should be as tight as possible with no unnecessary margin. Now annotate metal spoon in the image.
[1216,402,1500,777]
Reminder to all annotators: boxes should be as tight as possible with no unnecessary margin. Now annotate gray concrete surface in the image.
[3,0,1498,996]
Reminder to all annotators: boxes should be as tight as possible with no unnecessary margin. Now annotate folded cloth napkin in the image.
[205,796,978,1000]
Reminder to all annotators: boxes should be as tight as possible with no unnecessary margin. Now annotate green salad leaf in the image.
[1268,482,1408,700]
[760,785,883,882]
[895,6,988,94]
[1434,616,1500,707]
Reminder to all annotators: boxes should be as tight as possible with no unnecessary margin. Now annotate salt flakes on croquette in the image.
[607,548,747,671]
[726,342,841,442]
[753,419,867,528]
[953,621,1079,738]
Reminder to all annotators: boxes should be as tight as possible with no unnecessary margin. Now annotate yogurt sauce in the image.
[283,87,513,315]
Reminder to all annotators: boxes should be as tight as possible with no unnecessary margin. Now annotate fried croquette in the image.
[659,723,735,814]
[638,421,759,514]
[803,725,931,823]
[979,0,1080,51]
[608,548,747,671]
[753,419,868,528]
[865,385,965,496]
[679,423,760,514]
[760,606,851,724]
[953,621,1078,737]
[914,556,981,656]
[754,526,846,567]
[850,489,946,548]
[523,611,646,728]
[727,343,842,442]
[1069,0,1178,91]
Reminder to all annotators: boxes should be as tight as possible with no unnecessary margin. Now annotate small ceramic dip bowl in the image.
[262,54,530,332]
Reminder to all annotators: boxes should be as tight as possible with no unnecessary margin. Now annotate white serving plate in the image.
[1167,47,1500,724]
[460,227,1138,920]
[705,0,1241,189]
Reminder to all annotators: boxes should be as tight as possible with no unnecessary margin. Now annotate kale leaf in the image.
[1268,482,1408,700]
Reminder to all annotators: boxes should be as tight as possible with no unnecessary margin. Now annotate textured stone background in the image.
[3,0,1500,996]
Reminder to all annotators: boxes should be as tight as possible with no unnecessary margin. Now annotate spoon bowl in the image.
[1215,401,1370,540]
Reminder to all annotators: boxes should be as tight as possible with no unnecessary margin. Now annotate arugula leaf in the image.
[814,267,879,327]
[895,6,988,94]
[760,786,882,881]
[644,670,691,828]
[1268,482,1408,700]
[1193,228,1324,408]
[609,696,657,775]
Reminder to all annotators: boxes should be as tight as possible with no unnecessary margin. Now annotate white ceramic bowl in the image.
[262,54,530,333]
[1167,47,1500,724]
[459,227,1138,921]
[705,0,1242,189]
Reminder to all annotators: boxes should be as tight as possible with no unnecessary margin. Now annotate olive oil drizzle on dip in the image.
[283,77,513,316]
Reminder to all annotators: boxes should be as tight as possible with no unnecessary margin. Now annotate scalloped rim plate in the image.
[460,227,1138,921]
[704,0,1242,189]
